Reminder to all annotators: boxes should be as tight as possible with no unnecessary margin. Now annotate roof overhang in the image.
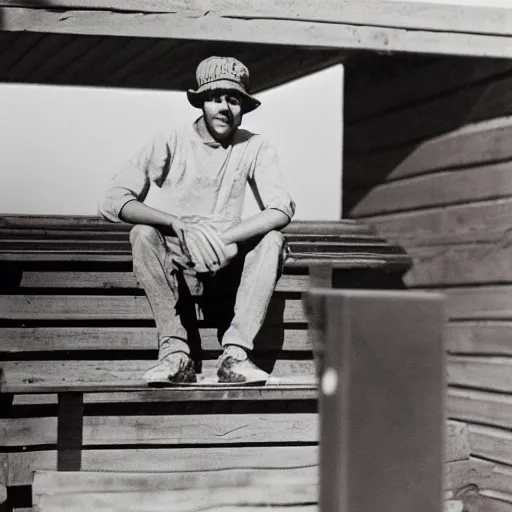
[0,0,511,91]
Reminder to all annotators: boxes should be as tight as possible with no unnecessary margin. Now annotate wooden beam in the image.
[1,7,511,58]
[2,0,512,36]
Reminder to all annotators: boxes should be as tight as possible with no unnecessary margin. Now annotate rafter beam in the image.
[1,0,512,37]
[1,6,512,58]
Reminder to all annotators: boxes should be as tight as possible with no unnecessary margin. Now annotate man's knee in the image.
[129,224,162,249]
[260,230,285,251]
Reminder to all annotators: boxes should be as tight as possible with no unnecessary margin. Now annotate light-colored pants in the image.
[129,225,288,361]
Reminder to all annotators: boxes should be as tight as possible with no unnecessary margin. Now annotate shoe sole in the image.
[147,378,267,388]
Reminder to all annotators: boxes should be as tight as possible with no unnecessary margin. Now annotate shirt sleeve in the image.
[98,131,172,223]
[249,138,296,221]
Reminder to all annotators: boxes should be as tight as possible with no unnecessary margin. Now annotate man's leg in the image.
[129,224,198,384]
[213,230,287,383]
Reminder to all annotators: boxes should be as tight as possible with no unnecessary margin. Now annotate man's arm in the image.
[226,138,295,245]
[221,209,290,245]
[118,199,178,233]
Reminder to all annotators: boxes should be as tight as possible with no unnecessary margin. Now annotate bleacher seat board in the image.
[0,215,411,511]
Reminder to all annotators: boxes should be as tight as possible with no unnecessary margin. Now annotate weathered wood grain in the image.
[0,326,310,353]
[448,388,512,430]
[444,287,512,321]
[469,426,512,468]
[0,415,467,464]
[0,217,370,235]
[486,463,512,496]
[18,272,309,292]
[3,0,512,36]
[0,414,318,447]
[404,244,512,287]
[31,466,317,496]
[448,356,512,393]
[0,451,6,504]
[0,295,306,322]
[350,161,512,218]
[10,383,317,405]
[8,445,319,486]
[446,322,512,356]
[345,116,512,189]
[2,7,511,57]
[481,493,512,512]
[446,421,471,463]
[444,458,494,492]
[0,359,316,393]
[36,488,318,512]
[368,198,512,247]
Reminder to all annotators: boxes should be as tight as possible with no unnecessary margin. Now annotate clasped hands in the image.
[172,219,238,273]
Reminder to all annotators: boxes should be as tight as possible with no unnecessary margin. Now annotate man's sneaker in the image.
[143,351,197,385]
[217,345,269,384]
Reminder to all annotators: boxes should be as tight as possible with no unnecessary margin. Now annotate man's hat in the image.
[187,56,261,114]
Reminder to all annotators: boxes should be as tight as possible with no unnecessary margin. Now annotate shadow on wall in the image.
[342,54,512,215]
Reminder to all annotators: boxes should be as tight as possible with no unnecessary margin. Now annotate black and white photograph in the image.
[0,1,511,511]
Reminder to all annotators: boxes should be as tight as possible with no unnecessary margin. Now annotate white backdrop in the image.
[0,65,343,220]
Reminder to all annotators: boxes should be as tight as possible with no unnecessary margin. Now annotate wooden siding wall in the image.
[344,54,512,509]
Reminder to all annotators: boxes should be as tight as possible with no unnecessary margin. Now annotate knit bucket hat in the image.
[187,56,261,114]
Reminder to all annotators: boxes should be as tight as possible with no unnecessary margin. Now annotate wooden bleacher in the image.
[0,215,414,511]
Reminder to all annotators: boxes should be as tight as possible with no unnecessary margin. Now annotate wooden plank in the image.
[11,383,317,405]
[0,295,306,322]
[0,326,310,353]
[446,322,512,356]
[446,421,470,463]
[345,58,512,123]
[32,466,317,495]
[1,413,317,447]
[0,451,6,504]
[1,416,464,462]
[35,487,317,512]
[350,161,512,218]
[0,359,316,393]
[18,272,309,292]
[404,244,512,288]
[481,494,512,512]
[448,356,512,393]
[307,289,445,512]
[346,72,512,154]
[0,240,389,252]
[444,458,494,492]
[444,287,512,321]
[2,8,512,58]
[469,426,512,468]
[368,198,512,247]
[0,217,372,234]
[3,0,512,36]
[8,445,319,486]
[486,463,512,496]
[448,388,512,431]
[345,117,512,189]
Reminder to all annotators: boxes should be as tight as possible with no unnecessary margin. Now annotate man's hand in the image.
[173,220,237,273]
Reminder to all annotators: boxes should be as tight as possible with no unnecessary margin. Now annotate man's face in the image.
[202,91,243,142]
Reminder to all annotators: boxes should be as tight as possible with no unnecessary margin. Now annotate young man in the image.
[99,56,295,385]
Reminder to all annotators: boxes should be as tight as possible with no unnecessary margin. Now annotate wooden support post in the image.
[305,289,446,512]
[57,392,84,471]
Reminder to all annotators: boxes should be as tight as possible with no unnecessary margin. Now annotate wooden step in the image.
[0,360,316,394]
[32,467,318,512]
